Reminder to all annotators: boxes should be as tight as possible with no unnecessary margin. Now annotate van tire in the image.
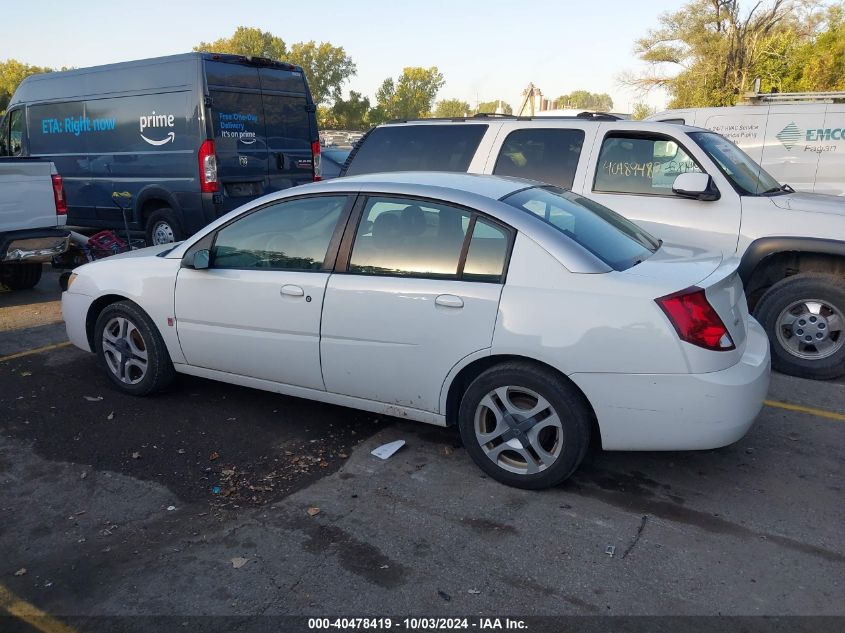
[754,273,845,380]
[145,208,183,246]
[1,263,43,290]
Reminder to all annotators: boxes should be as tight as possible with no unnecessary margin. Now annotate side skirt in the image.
[173,363,448,427]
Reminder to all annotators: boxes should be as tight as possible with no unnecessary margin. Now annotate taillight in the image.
[51,174,67,215]
[311,140,322,181]
[656,286,735,351]
[198,140,218,193]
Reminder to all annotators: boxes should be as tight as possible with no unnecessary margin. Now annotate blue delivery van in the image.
[0,53,322,244]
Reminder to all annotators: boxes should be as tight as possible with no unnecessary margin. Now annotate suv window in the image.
[502,186,658,271]
[9,110,23,156]
[593,134,702,196]
[211,196,347,270]
[493,128,584,189]
[348,197,509,282]
[344,125,487,176]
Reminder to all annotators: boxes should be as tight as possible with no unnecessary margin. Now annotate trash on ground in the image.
[209,451,220,461]
[131,452,141,459]
[230,557,248,569]
[371,440,405,460]
[166,505,176,512]
[212,486,222,494]
[306,506,321,517]
[84,396,103,402]
[605,545,616,557]
[14,568,26,576]
[20,371,32,377]
[468,589,481,594]
[107,412,114,420]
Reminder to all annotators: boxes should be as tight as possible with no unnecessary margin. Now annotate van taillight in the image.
[199,140,219,193]
[656,287,735,351]
[311,140,322,181]
[51,174,67,215]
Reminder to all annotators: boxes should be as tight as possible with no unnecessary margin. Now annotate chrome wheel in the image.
[151,220,175,245]
[474,386,564,476]
[101,316,148,384]
[776,298,844,360]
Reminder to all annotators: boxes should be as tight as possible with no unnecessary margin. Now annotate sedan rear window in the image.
[344,124,487,176]
[502,187,659,271]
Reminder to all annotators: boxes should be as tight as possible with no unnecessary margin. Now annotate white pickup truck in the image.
[343,116,845,379]
[0,158,70,290]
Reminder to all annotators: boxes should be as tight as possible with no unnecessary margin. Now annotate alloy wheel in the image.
[775,298,844,360]
[101,316,148,384]
[474,386,564,475]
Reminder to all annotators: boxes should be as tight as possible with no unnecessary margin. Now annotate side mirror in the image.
[672,173,720,202]
[182,248,210,269]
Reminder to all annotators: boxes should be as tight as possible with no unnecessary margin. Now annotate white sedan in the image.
[62,172,770,489]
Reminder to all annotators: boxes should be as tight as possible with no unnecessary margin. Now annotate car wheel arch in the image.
[85,295,165,351]
[741,238,845,310]
[442,353,602,449]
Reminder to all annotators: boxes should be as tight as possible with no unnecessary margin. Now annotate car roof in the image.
[304,171,538,201]
[375,117,705,135]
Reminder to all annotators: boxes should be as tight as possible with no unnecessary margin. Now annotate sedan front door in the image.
[320,195,513,412]
[175,194,351,390]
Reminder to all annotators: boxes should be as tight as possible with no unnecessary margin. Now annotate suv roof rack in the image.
[386,112,623,124]
[742,90,845,104]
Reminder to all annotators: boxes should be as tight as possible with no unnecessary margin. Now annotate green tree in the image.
[374,67,445,121]
[0,59,52,113]
[287,41,356,106]
[797,5,845,91]
[556,90,614,111]
[476,100,513,115]
[630,102,657,120]
[317,105,338,130]
[433,98,470,118]
[331,91,370,130]
[629,0,797,107]
[194,26,287,60]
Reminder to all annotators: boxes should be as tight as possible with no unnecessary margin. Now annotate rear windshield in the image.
[345,124,487,175]
[502,186,659,271]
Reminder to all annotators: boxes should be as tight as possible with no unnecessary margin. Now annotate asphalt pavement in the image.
[1,268,844,631]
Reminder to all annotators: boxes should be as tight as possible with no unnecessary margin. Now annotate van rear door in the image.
[205,61,270,205]
[258,67,315,189]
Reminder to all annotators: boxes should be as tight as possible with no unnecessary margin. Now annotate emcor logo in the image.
[776,122,801,150]
[140,111,176,146]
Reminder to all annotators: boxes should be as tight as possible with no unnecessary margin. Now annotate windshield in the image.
[690,131,783,195]
[502,186,659,271]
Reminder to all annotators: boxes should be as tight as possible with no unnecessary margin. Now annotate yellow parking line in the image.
[0,584,78,633]
[0,341,71,363]
[764,399,845,422]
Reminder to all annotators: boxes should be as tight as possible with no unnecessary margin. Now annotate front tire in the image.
[457,362,591,489]
[754,273,845,380]
[94,301,175,395]
[145,208,183,246]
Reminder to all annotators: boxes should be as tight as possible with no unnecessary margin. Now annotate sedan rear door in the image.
[320,195,513,413]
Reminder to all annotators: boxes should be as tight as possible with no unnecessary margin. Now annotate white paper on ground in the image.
[370,440,406,460]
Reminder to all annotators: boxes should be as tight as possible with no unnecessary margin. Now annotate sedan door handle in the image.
[280,284,304,297]
[435,294,464,309]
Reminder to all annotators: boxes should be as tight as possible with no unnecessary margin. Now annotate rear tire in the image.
[145,208,183,246]
[457,362,591,489]
[94,300,175,396]
[0,263,43,290]
[754,273,845,380]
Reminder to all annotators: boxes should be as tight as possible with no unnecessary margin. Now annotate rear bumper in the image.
[570,317,771,451]
[1,229,70,263]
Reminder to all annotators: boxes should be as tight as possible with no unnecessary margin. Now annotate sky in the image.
[2,0,682,113]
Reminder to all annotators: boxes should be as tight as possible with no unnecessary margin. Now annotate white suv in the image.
[343,115,845,380]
